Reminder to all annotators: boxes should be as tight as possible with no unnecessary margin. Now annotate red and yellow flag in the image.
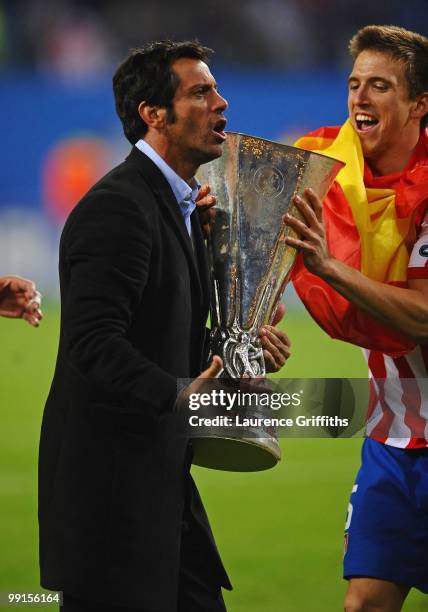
[291,120,428,356]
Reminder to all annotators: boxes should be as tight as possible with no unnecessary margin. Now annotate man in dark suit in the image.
[39,40,289,612]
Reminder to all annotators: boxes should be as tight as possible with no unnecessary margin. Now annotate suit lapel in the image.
[191,212,210,320]
[126,147,204,302]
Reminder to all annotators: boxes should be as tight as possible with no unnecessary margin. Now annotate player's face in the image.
[165,58,228,170]
[348,50,418,168]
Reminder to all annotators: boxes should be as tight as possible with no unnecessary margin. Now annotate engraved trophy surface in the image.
[191,132,344,471]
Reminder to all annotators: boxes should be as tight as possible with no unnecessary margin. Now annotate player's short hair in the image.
[113,40,213,144]
[349,25,428,100]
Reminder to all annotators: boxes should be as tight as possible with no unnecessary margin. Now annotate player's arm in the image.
[284,188,428,343]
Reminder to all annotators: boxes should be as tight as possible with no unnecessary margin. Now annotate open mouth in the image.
[212,118,227,140]
[355,113,379,132]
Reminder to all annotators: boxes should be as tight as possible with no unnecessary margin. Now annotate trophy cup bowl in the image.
[191,132,344,471]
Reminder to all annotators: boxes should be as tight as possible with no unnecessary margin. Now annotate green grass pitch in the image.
[0,306,425,611]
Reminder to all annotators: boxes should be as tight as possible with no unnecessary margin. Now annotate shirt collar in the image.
[135,139,200,205]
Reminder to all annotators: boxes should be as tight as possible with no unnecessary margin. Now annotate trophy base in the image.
[191,436,281,472]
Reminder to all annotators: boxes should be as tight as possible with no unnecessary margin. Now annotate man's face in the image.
[164,58,228,169]
[348,50,418,166]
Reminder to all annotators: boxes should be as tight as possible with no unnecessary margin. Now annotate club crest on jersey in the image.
[419,244,428,257]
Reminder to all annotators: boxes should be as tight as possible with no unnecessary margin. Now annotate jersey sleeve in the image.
[407,209,428,280]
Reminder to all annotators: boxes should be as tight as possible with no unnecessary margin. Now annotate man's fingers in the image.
[292,194,320,228]
[24,291,42,314]
[22,311,40,327]
[200,355,223,378]
[261,332,289,364]
[284,235,317,253]
[9,276,36,294]
[26,290,42,306]
[284,214,320,242]
[263,349,280,372]
[27,304,43,319]
[263,344,284,369]
[260,326,291,373]
[304,187,323,222]
[263,347,287,372]
[196,195,216,210]
[264,326,291,350]
[196,184,216,210]
[197,183,211,200]
[196,183,217,210]
[292,188,324,224]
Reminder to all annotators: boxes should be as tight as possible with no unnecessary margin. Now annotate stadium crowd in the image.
[1,0,426,78]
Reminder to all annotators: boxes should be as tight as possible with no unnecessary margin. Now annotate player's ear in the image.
[138,101,168,129]
[410,92,428,121]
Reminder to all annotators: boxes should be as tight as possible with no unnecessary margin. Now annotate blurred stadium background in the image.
[0,1,427,610]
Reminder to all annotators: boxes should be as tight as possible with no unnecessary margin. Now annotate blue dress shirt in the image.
[135,139,199,237]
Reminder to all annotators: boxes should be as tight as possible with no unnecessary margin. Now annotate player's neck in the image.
[367,133,420,177]
[144,134,197,183]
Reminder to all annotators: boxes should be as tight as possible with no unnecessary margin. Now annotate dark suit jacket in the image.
[39,147,231,609]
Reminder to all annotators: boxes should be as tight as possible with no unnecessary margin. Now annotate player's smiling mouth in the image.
[355,113,379,133]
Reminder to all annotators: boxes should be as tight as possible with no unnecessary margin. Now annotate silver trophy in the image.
[191,132,343,471]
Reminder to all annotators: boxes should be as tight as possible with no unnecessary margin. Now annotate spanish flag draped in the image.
[291,120,428,356]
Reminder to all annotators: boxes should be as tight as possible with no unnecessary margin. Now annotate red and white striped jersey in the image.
[365,213,428,449]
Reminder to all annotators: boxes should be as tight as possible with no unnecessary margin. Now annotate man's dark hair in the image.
[113,40,213,144]
[349,25,428,100]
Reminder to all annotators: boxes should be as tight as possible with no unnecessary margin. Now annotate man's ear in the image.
[138,101,167,129]
[411,92,428,121]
